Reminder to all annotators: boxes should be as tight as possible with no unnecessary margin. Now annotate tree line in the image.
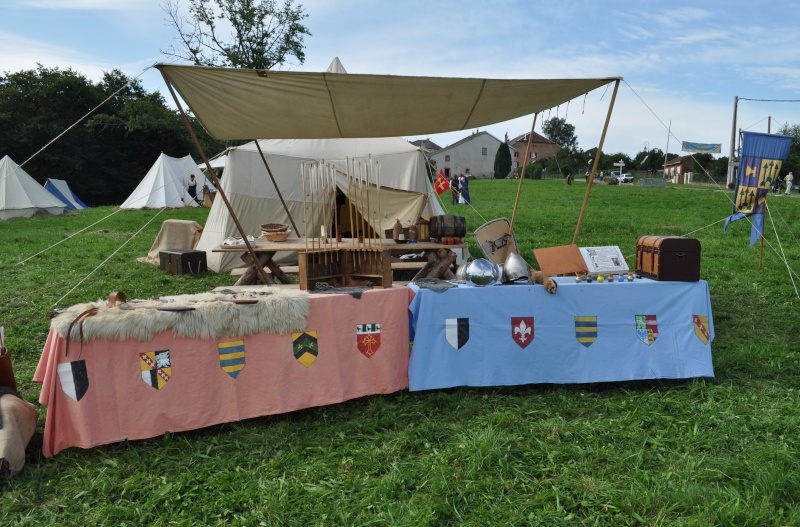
[0,66,229,205]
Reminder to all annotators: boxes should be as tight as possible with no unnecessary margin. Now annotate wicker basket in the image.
[263,230,291,242]
[260,223,288,233]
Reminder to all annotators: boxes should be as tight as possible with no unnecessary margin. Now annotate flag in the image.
[724,132,792,247]
[433,169,450,195]
[681,141,721,154]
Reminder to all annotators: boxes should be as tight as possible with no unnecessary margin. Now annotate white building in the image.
[429,131,514,179]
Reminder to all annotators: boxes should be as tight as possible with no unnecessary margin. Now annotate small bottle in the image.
[392,218,402,241]
[408,224,418,242]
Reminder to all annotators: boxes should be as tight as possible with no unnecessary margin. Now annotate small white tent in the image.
[0,155,66,220]
[44,178,89,210]
[195,137,445,272]
[121,153,213,209]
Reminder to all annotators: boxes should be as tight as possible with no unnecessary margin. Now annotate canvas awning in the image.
[156,63,620,140]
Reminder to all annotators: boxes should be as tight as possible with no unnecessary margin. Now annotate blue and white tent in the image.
[44,178,89,210]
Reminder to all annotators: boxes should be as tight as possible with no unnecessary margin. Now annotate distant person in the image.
[785,172,794,196]
[187,174,201,204]
[772,174,782,194]
[566,173,573,186]
[450,173,459,205]
[458,174,470,204]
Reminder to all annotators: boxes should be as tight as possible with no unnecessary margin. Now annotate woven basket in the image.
[260,223,288,233]
[263,230,291,242]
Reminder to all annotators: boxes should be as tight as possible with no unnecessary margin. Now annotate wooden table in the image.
[213,238,466,286]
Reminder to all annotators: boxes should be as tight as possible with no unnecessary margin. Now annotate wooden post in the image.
[255,141,299,234]
[157,66,271,286]
[572,78,621,245]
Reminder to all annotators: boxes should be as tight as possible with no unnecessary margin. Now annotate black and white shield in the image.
[57,360,89,402]
[445,318,470,349]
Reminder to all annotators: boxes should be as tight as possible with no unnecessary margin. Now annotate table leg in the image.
[237,252,276,286]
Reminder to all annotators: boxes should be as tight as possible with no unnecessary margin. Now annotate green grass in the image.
[1,180,799,526]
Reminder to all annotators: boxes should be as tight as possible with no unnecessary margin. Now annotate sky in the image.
[3,0,800,161]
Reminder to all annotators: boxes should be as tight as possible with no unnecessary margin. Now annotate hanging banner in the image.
[724,132,792,247]
[681,141,721,154]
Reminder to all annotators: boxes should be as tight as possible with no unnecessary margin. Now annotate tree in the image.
[542,117,578,150]
[493,134,512,179]
[0,66,203,205]
[777,123,800,176]
[161,0,311,69]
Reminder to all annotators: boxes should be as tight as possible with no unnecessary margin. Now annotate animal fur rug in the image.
[51,287,310,343]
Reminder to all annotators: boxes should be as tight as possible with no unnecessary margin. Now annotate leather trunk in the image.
[159,249,207,275]
[635,236,700,281]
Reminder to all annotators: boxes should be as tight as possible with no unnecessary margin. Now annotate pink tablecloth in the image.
[34,287,410,457]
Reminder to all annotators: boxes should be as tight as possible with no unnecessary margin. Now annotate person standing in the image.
[785,172,794,196]
[450,173,459,205]
[772,173,782,194]
[187,174,201,204]
[459,174,470,204]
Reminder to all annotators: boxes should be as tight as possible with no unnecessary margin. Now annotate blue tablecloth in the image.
[408,277,714,390]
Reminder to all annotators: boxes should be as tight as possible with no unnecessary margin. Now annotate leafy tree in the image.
[161,0,311,69]
[542,117,578,150]
[493,134,512,179]
[777,123,800,176]
[0,66,208,205]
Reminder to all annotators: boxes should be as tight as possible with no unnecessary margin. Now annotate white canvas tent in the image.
[44,178,88,210]
[195,137,445,272]
[0,155,66,220]
[121,153,213,209]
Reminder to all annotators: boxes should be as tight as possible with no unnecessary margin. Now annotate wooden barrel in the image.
[430,215,466,240]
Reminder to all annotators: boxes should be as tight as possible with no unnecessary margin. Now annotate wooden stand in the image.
[299,247,391,290]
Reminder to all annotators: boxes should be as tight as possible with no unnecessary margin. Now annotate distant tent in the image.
[121,153,214,209]
[44,179,89,210]
[0,155,66,220]
[197,154,227,170]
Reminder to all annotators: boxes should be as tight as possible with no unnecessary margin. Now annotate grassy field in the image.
[1,179,799,526]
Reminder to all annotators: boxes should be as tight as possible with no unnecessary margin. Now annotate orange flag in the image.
[433,169,450,195]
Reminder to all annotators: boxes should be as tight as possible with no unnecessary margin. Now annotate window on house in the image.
[514,151,518,158]
[530,152,537,159]
[513,162,518,168]
[445,155,450,162]
[482,147,487,155]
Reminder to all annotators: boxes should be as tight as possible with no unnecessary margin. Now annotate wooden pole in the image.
[255,141,299,234]
[301,162,308,253]
[572,78,621,245]
[156,66,270,285]
[504,112,538,260]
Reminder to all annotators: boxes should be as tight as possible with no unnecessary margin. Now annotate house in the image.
[665,155,695,184]
[409,138,441,154]
[508,132,560,171]
[429,131,513,179]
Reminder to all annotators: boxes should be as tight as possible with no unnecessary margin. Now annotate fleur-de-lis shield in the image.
[511,317,534,349]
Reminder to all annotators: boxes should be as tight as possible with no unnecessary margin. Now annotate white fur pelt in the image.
[51,287,310,343]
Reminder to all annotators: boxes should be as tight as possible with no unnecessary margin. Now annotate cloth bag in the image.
[0,388,38,478]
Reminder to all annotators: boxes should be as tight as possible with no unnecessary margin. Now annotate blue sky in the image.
[3,0,800,160]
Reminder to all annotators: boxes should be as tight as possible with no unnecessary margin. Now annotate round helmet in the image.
[502,252,532,283]
[455,261,471,282]
[466,258,499,287]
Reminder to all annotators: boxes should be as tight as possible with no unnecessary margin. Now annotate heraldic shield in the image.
[445,318,469,349]
[635,315,659,345]
[356,323,381,358]
[292,331,318,367]
[693,315,710,344]
[218,339,245,378]
[574,316,597,347]
[57,360,89,402]
[140,350,171,390]
[511,317,534,349]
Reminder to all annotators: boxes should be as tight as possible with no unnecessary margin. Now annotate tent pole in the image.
[505,112,539,260]
[157,67,271,285]
[572,78,620,245]
[254,141,299,234]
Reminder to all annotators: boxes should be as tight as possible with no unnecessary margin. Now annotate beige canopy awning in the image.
[156,63,621,141]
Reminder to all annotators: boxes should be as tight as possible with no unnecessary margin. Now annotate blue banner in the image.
[724,132,792,246]
[682,141,721,154]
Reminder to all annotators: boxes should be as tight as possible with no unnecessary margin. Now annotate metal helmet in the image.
[502,252,532,283]
[466,258,500,287]
[455,261,471,282]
